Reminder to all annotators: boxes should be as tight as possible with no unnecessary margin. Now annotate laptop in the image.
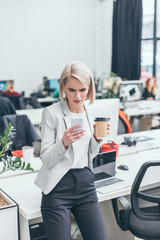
[93,150,124,194]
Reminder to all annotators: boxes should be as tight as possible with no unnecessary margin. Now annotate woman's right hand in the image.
[62,126,86,148]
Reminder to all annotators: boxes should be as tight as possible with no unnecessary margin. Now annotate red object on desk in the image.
[101,142,119,157]
[12,150,23,157]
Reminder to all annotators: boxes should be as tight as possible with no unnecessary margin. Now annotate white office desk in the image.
[0,130,160,240]
[37,97,59,104]
[1,150,159,240]
[122,100,160,117]
[0,157,42,179]
[16,98,59,125]
[16,108,43,126]
[117,129,160,156]
[120,100,160,132]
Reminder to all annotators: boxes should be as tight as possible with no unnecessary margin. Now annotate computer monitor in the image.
[49,79,59,90]
[88,98,120,143]
[0,81,6,91]
[44,79,59,92]
[0,80,14,91]
[118,80,144,102]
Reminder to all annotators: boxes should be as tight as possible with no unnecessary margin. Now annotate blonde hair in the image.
[6,81,14,92]
[59,62,95,104]
[145,77,156,95]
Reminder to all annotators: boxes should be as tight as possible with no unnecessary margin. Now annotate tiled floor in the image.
[71,215,143,240]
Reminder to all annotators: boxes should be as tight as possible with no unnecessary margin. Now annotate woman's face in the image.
[63,76,89,111]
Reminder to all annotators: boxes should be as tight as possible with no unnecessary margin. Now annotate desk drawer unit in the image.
[29,222,46,240]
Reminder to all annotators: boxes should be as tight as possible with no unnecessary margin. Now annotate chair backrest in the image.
[131,161,160,221]
[0,114,41,150]
[112,160,160,240]
[5,96,26,110]
[118,109,132,134]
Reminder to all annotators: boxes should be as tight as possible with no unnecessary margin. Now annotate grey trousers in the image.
[41,167,107,240]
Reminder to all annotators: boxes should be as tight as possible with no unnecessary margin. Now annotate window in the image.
[141,0,160,81]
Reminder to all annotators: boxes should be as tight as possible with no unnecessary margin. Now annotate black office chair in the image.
[112,161,160,240]
[0,114,41,150]
[4,96,26,110]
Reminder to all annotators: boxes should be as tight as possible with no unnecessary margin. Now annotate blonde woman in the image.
[3,80,20,96]
[143,77,156,100]
[35,62,108,240]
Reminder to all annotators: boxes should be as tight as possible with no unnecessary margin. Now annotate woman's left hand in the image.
[93,123,110,142]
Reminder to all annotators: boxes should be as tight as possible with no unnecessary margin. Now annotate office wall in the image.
[0,0,113,96]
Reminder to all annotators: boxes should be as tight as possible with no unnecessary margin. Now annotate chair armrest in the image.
[112,196,131,231]
[137,192,160,204]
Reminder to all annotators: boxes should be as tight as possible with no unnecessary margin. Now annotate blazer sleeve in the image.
[89,135,102,159]
[40,108,68,169]
[86,106,102,159]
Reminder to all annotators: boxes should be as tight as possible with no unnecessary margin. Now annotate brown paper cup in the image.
[95,117,109,139]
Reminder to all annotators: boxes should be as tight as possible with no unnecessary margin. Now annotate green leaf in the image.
[13,158,22,169]
[29,167,34,172]
[14,165,20,169]
[25,163,31,170]
[21,161,25,169]
[5,143,11,150]
[13,157,21,164]
[9,156,12,166]
[1,158,6,167]
[6,158,10,168]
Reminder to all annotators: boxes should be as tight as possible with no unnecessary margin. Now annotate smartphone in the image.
[71,117,83,132]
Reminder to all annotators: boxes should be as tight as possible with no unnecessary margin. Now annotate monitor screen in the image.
[49,79,59,90]
[0,80,14,92]
[118,80,144,102]
[0,81,6,91]
[87,98,119,143]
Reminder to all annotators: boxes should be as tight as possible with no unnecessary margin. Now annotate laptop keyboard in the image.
[94,178,123,189]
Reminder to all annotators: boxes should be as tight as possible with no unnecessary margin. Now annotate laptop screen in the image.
[93,150,116,182]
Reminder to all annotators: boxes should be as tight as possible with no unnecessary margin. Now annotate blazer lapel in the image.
[61,100,71,129]
[61,99,94,133]
[84,102,94,133]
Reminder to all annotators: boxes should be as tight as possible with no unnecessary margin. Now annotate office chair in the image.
[118,109,132,134]
[0,114,41,150]
[112,161,160,240]
[4,96,26,110]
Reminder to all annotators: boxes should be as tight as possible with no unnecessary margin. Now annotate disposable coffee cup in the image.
[22,146,33,164]
[32,141,41,157]
[94,117,110,139]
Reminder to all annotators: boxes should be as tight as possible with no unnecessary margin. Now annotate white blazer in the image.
[34,100,101,194]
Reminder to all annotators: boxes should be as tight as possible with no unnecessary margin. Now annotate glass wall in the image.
[142,0,154,39]
[141,0,160,82]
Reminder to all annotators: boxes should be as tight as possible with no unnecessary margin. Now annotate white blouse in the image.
[70,111,91,169]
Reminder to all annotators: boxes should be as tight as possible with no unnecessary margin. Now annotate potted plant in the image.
[0,123,34,175]
[101,72,122,99]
